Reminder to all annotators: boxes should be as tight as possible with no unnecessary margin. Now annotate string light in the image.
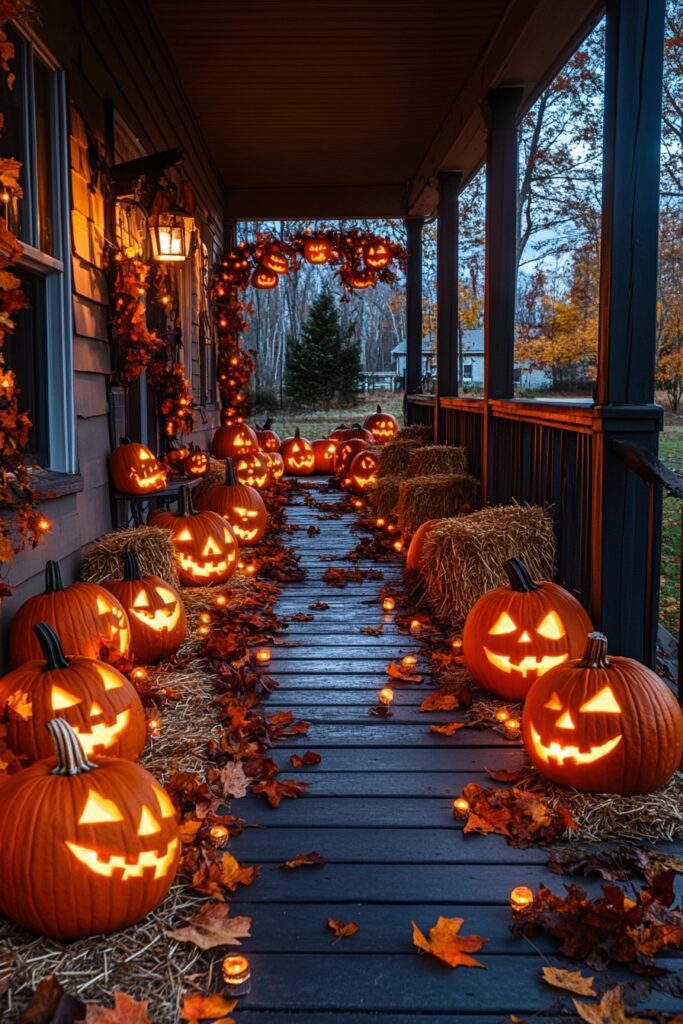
[131,667,148,683]
[382,597,395,612]
[510,886,534,912]
[400,655,417,671]
[378,686,394,706]
[453,797,470,818]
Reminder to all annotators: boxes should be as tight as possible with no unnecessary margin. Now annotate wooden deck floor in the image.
[232,482,682,1022]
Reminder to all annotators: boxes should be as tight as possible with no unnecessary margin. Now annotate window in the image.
[0,25,74,472]
[462,364,473,382]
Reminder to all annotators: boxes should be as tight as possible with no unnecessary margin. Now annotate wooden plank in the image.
[235,796,487,829]
[74,372,109,419]
[73,335,111,375]
[73,295,109,340]
[271,746,523,773]
[255,708,469,725]
[269,771,494,797]
[256,724,516,748]
[265,688,428,706]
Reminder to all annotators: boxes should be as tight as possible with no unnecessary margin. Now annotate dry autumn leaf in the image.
[327,918,360,938]
[430,722,465,735]
[412,916,487,969]
[290,751,321,768]
[280,851,326,869]
[166,902,252,949]
[180,993,237,1023]
[85,991,151,1024]
[214,762,250,799]
[573,986,649,1024]
[17,976,63,1024]
[386,662,424,683]
[420,692,459,712]
[252,778,308,807]
[541,966,597,997]
[219,851,259,891]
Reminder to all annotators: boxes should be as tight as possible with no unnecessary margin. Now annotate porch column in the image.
[434,170,462,441]
[482,88,522,500]
[405,216,424,400]
[592,0,665,663]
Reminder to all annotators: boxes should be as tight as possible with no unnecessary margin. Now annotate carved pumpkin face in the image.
[234,451,271,489]
[363,241,391,269]
[0,719,179,939]
[266,451,285,480]
[262,250,288,275]
[334,438,369,479]
[364,405,399,445]
[349,449,379,493]
[304,239,332,264]
[196,460,267,547]
[251,266,278,289]
[211,423,259,460]
[349,269,374,289]
[103,553,187,664]
[311,438,338,475]
[523,632,683,794]
[109,441,168,495]
[0,623,146,764]
[256,420,281,452]
[281,430,315,475]
[462,558,593,700]
[183,448,209,477]
[149,488,239,586]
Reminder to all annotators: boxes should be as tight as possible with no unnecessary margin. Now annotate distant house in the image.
[460,329,548,392]
[391,340,435,380]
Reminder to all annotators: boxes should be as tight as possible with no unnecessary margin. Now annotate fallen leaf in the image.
[360,625,384,636]
[290,751,321,768]
[327,918,360,938]
[85,991,151,1024]
[308,601,329,610]
[420,692,458,711]
[279,851,327,869]
[387,662,424,683]
[181,993,237,1023]
[253,778,307,807]
[412,916,487,969]
[430,722,464,735]
[215,762,250,799]
[573,986,649,1024]
[219,851,259,891]
[541,966,597,996]
[17,976,63,1024]
[178,819,202,844]
[484,767,527,783]
[166,902,251,949]
[0,950,15,998]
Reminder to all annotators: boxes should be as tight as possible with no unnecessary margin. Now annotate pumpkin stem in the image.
[177,485,195,517]
[294,427,301,438]
[122,551,142,581]
[44,560,65,594]
[504,558,539,593]
[47,718,98,776]
[263,417,272,430]
[34,622,70,670]
[376,404,382,413]
[119,436,131,445]
[578,631,610,669]
[225,459,237,486]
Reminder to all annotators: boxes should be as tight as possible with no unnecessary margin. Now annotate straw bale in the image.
[397,473,479,538]
[80,525,179,588]
[408,445,468,477]
[396,425,432,444]
[377,438,422,478]
[371,476,402,516]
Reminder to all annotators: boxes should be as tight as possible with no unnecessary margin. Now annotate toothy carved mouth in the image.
[529,724,622,765]
[72,710,130,755]
[178,555,230,578]
[130,604,181,632]
[233,528,260,542]
[483,649,568,678]
[66,836,179,880]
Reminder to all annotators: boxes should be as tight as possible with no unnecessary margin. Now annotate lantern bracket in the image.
[109,148,184,204]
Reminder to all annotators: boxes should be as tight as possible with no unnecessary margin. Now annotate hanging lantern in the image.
[304,238,332,265]
[363,241,391,269]
[251,266,279,290]
[262,249,289,275]
[349,268,374,290]
[148,209,195,263]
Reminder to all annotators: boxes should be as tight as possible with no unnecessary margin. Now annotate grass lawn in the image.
[259,391,404,440]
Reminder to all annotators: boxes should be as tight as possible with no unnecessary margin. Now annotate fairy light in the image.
[495,708,510,724]
[375,517,385,528]
[256,648,271,665]
[199,612,212,624]
[378,686,394,706]
[131,667,148,683]
[222,954,251,987]
[245,563,257,576]
[36,515,51,533]
[453,797,470,818]
[409,619,421,635]
[214,592,228,606]
[400,654,417,671]
[196,623,211,638]
[147,717,161,737]
[209,824,229,847]
[451,637,463,652]
[382,597,395,612]
[510,886,534,912]
[393,540,403,553]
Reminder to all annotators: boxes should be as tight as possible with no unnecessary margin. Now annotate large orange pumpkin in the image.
[0,718,179,939]
[103,553,187,664]
[330,423,375,445]
[9,561,131,665]
[348,449,379,493]
[281,428,315,475]
[405,518,443,573]
[334,438,369,480]
[0,622,146,763]
[234,449,271,489]
[363,405,399,445]
[197,460,267,546]
[522,632,683,795]
[463,558,593,701]
[256,418,281,452]
[109,438,167,495]
[149,486,239,586]
[211,422,259,460]
[311,438,338,475]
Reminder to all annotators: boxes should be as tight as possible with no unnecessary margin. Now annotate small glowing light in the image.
[0,190,11,203]
[409,619,421,634]
[353,498,363,509]
[147,717,161,737]
[495,708,510,724]
[453,797,470,818]
[199,612,212,624]
[386,523,396,533]
[510,886,534,911]
[222,954,251,986]
[256,648,271,665]
[245,563,257,576]
[375,517,385,528]
[209,824,229,847]
[451,637,463,651]
[382,597,395,612]
[214,593,228,607]
[237,560,246,571]
[401,655,417,671]
[160,294,170,305]
[504,717,521,740]
[196,623,211,637]
[393,540,403,552]
[131,667,148,683]
[378,686,394,706]
[36,515,51,533]
[343,477,351,487]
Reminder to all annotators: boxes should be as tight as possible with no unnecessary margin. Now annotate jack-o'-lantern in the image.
[331,423,375,445]
[109,438,167,495]
[266,450,285,480]
[281,429,315,475]
[262,249,288,275]
[165,446,190,467]
[149,487,238,586]
[256,418,281,452]
[183,446,209,478]
[0,622,146,764]
[349,268,374,289]
[9,561,131,665]
[197,460,267,546]
[312,438,338,475]
[364,405,399,445]
[234,450,271,489]
[211,422,259,460]
[0,718,179,939]
[405,518,444,573]
[363,241,391,269]
[103,553,187,664]
[523,632,683,795]
[334,438,369,479]
[251,266,278,289]
[463,558,593,701]
[349,449,379,493]
[304,238,332,264]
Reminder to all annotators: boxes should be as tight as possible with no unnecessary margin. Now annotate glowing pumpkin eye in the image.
[99,665,124,691]
[51,685,81,710]
[155,586,176,603]
[79,789,124,824]
[153,784,176,819]
[580,687,621,714]
[133,591,150,608]
[139,450,150,461]
[489,612,517,635]
[233,506,247,516]
[177,528,193,541]
[203,537,221,556]
[555,710,576,730]
[223,528,233,543]
[96,596,114,615]
[137,805,161,836]
[544,692,563,711]
[90,701,104,716]
[536,612,566,640]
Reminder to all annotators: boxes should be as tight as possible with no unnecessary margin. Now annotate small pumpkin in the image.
[262,249,289,275]
[348,449,379,494]
[234,450,271,489]
[311,437,338,475]
[0,718,179,939]
[523,632,683,795]
[103,553,187,664]
[197,460,267,547]
[109,438,167,495]
[211,422,259,460]
[363,241,391,269]
[349,268,374,289]
[149,486,239,586]
[405,518,444,573]
[363,404,399,445]
[334,438,369,480]
[9,561,131,665]
[266,450,285,481]
[281,428,315,475]
[183,446,209,478]
[251,266,278,289]
[0,622,146,763]
[463,558,593,700]
[256,418,281,452]
[330,423,375,445]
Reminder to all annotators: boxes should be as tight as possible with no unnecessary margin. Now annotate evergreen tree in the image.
[285,285,362,406]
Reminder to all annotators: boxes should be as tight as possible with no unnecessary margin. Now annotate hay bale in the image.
[421,505,556,627]
[371,476,402,516]
[80,525,179,588]
[193,457,225,501]
[396,425,432,444]
[397,474,479,538]
[377,438,422,478]
[408,445,468,477]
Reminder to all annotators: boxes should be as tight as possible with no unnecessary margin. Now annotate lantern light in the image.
[504,717,521,740]
[209,824,229,847]
[453,797,470,818]
[382,597,395,613]
[401,655,417,671]
[256,648,271,665]
[222,954,251,988]
[378,687,394,706]
[148,209,195,263]
[509,886,534,912]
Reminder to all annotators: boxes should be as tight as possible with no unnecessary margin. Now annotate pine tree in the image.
[285,285,362,406]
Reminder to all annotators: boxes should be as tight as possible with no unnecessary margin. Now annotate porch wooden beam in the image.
[435,172,462,436]
[405,217,424,397]
[224,184,407,221]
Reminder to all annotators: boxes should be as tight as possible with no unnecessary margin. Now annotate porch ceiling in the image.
[145,0,603,220]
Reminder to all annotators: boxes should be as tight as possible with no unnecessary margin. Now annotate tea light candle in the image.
[209,824,229,847]
[131,667,148,683]
[400,654,417,671]
[504,717,521,740]
[214,593,228,607]
[196,623,211,638]
[393,540,403,552]
[147,717,160,737]
[237,560,246,571]
[245,563,257,576]
[378,686,394,706]
[509,885,534,912]
[199,612,212,624]
[256,648,271,665]
[451,637,463,652]
[353,498,363,509]
[495,708,510,724]
[382,596,395,612]
[409,619,421,635]
[375,517,385,528]
[222,954,251,986]
[453,797,470,818]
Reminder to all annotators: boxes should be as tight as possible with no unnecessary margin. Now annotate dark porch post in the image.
[434,171,462,441]
[405,216,424,405]
[592,0,665,663]
[482,88,522,502]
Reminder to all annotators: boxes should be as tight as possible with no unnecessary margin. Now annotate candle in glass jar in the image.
[382,596,395,612]
[222,954,251,986]
[255,648,271,665]
[509,885,534,911]
[453,797,470,818]
[378,686,394,706]
[504,717,521,739]
[209,824,229,847]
